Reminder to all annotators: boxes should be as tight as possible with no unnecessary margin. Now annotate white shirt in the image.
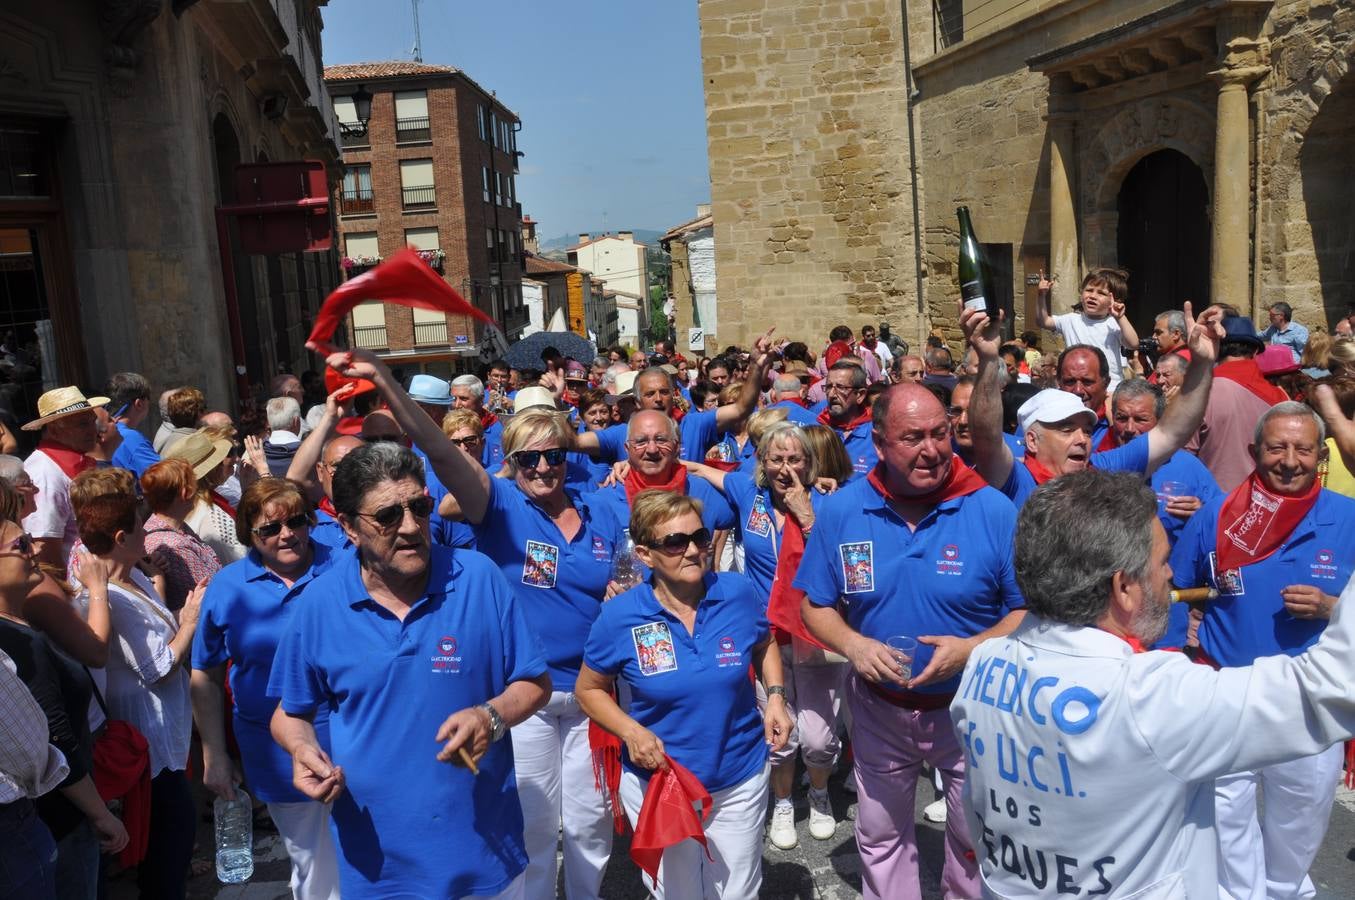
[952,578,1355,899]
[21,449,79,555]
[105,570,191,776]
[1052,312,1125,389]
[185,497,246,566]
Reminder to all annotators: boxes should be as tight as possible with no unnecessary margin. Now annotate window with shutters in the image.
[341,165,373,215]
[351,302,387,349]
[394,91,430,143]
[399,159,436,210]
[405,227,443,269]
[344,231,380,268]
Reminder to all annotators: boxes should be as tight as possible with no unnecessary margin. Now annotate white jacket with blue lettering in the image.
[950,576,1355,899]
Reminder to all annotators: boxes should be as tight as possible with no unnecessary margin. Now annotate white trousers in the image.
[511,690,613,900]
[619,763,769,900]
[265,800,340,900]
[1215,742,1343,900]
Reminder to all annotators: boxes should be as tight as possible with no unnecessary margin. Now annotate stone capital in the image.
[1208,64,1270,91]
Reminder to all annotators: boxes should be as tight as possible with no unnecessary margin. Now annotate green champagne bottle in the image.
[957,206,996,318]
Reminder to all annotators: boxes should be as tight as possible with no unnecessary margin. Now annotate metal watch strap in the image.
[479,702,506,742]
[766,685,787,699]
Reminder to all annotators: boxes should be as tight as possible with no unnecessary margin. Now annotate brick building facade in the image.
[326,61,525,379]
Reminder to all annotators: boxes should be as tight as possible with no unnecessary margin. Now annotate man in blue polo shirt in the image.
[797,383,1025,900]
[575,329,776,464]
[106,372,161,477]
[451,374,505,469]
[269,440,550,899]
[961,301,1222,508]
[816,359,878,478]
[768,370,820,427]
[590,410,735,542]
[1169,402,1355,900]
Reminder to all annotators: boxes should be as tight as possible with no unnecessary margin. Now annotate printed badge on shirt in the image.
[522,540,559,588]
[715,635,744,667]
[839,541,874,593]
[430,635,461,674]
[632,622,678,676]
[1310,548,1339,581]
[591,535,610,562]
[936,543,963,576]
[745,494,773,538]
[1208,552,1246,596]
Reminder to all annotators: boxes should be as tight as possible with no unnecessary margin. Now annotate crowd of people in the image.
[6,270,1355,900]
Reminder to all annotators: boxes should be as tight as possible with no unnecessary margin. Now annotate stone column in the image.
[1047,75,1079,314]
[1208,64,1266,309]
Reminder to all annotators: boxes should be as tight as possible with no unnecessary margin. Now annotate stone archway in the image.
[1300,69,1355,317]
[1079,96,1215,274]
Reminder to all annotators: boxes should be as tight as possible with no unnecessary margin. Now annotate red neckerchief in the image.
[630,756,713,887]
[317,496,337,518]
[478,409,499,430]
[766,501,828,650]
[36,438,96,479]
[817,406,872,433]
[1215,472,1320,574]
[669,405,685,424]
[589,719,627,835]
[623,464,689,506]
[209,490,236,518]
[1214,358,1289,405]
[866,458,987,508]
[1023,455,1061,485]
[781,397,811,409]
[1098,629,1147,653]
[1097,428,1118,453]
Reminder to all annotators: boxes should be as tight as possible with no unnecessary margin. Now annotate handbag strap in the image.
[85,666,108,717]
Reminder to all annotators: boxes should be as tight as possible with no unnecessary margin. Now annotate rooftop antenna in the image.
[410,0,423,62]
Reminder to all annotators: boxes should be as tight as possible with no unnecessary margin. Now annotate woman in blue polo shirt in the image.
[361,363,622,900]
[190,478,340,900]
[576,491,794,900]
[687,420,846,851]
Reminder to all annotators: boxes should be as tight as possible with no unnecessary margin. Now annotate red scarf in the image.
[781,397,811,409]
[1023,455,1060,485]
[317,496,337,518]
[36,439,96,479]
[630,756,713,888]
[1100,630,1147,653]
[93,721,152,868]
[1096,428,1118,453]
[589,718,627,835]
[817,406,872,433]
[766,505,824,649]
[478,409,499,430]
[623,464,688,506]
[1214,359,1289,406]
[209,490,236,519]
[1214,472,1320,574]
[868,458,987,507]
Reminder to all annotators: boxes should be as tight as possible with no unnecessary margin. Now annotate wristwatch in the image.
[478,702,506,742]
[766,685,787,700]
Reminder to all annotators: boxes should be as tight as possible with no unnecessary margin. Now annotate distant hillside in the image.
[539,229,665,252]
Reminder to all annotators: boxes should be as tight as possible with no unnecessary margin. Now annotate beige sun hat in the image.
[163,429,233,480]
[22,386,110,431]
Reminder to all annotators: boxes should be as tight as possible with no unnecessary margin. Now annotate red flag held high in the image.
[309,248,495,348]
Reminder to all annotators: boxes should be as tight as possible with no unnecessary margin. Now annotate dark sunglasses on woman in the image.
[358,495,436,529]
[512,448,568,469]
[252,514,313,538]
[646,528,713,556]
[4,533,34,556]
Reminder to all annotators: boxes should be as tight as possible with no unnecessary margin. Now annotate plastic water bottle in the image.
[214,788,254,884]
[611,529,641,591]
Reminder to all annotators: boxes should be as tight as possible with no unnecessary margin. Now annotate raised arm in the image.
[1035,274,1057,331]
[714,328,776,433]
[309,343,492,524]
[285,384,353,500]
[1113,300,1141,349]
[1145,304,1220,475]
[961,304,1016,489]
[681,459,730,493]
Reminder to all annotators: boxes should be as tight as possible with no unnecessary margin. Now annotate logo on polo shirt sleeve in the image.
[1310,548,1339,580]
[839,541,874,593]
[431,635,461,674]
[745,494,772,538]
[522,540,559,588]
[632,621,678,676]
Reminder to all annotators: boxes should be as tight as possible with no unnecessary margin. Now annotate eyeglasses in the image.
[646,528,713,556]
[3,533,33,556]
[447,436,482,449]
[252,513,312,538]
[627,436,675,449]
[512,448,568,468]
[825,383,860,395]
[945,405,968,419]
[356,495,435,529]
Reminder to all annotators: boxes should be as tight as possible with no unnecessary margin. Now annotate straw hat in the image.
[22,386,110,431]
[163,429,234,480]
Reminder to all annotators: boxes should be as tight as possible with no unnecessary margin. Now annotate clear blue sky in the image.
[322,0,711,242]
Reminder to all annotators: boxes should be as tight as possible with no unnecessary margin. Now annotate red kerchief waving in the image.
[308,248,495,349]
[630,756,713,887]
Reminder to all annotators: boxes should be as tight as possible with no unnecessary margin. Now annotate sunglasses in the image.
[512,448,568,468]
[252,513,312,538]
[4,533,33,556]
[646,527,713,556]
[356,495,435,529]
[447,435,482,449]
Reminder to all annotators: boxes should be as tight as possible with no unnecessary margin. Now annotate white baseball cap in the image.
[1016,389,1098,435]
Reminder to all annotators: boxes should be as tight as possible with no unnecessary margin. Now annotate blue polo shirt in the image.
[794,476,1023,695]
[470,478,620,688]
[566,451,610,494]
[1151,450,1222,547]
[583,573,769,792]
[1168,488,1355,667]
[591,473,736,538]
[191,541,338,803]
[770,400,820,427]
[999,433,1151,508]
[482,417,505,471]
[269,546,546,898]
[408,446,477,550]
[709,433,755,467]
[310,508,350,552]
[111,423,160,477]
[593,409,723,464]
[820,418,878,480]
[719,471,824,599]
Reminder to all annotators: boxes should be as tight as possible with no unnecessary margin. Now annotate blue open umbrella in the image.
[504,331,596,370]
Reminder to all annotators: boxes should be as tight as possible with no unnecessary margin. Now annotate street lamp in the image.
[340,84,374,141]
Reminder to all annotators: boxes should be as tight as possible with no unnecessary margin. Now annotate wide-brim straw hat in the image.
[163,429,233,480]
[22,386,110,431]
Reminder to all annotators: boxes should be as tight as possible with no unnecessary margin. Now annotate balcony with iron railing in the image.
[341,189,374,215]
[353,324,388,349]
[414,319,449,345]
[401,185,436,210]
[395,116,431,143]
